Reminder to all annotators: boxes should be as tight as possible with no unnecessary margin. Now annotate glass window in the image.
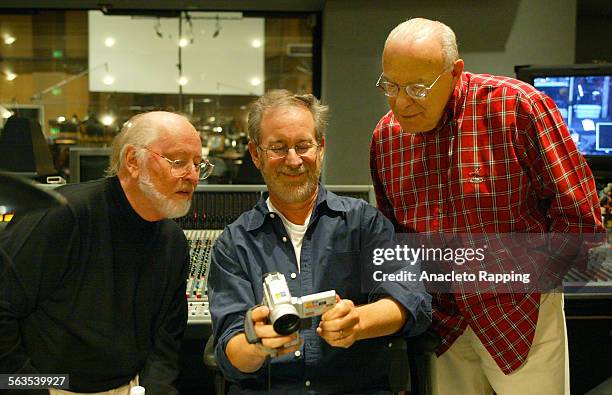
[0,10,316,184]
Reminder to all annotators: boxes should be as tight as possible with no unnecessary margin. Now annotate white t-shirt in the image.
[267,198,312,272]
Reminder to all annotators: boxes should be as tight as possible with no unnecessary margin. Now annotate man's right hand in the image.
[225,305,300,373]
[250,305,301,358]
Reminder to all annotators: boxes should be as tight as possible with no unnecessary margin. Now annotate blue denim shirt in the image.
[209,185,431,394]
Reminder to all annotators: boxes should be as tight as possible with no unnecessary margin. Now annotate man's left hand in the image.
[316,296,360,348]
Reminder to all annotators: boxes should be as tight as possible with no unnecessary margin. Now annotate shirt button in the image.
[290,272,297,279]
[282,236,288,242]
[305,380,311,387]
[270,213,275,219]
[294,350,301,358]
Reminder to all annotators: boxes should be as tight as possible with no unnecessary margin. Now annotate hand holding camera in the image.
[247,305,301,358]
[244,272,336,357]
[317,296,361,349]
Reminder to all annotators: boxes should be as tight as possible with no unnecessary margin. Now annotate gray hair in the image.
[247,89,329,145]
[385,18,459,70]
[105,113,160,176]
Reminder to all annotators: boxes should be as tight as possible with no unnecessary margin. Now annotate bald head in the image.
[380,18,463,133]
[384,18,458,71]
[107,111,197,176]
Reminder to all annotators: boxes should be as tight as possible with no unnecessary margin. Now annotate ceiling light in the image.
[251,39,262,48]
[1,109,13,119]
[103,75,115,85]
[5,72,17,81]
[250,77,261,86]
[213,126,223,133]
[203,98,212,103]
[208,116,216,122]
[104,37,115,47]
[101,115,114,126]
[3,35,16,45]
[178,76,189,86]
[178,37,190,48]
[57,116,66,123]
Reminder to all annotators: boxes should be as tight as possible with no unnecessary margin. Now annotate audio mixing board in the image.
[185,229,223,325]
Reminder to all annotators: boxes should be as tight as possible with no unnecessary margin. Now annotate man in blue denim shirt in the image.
[208,90,431,394]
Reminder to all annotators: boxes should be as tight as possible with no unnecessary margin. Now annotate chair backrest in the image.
[0,116,56,176]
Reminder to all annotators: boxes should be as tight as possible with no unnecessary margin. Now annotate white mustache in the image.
[177,183,195,193]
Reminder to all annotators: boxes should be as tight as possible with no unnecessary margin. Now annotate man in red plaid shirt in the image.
[370,18,604,395]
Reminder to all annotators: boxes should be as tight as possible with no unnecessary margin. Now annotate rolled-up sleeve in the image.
[208,232,266,381]
[360,205,432,337]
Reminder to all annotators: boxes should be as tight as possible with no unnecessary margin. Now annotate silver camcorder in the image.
[264,272,336,335]
[245,272,336,344]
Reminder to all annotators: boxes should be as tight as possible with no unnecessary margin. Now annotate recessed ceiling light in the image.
[57,116,66,123]
[251,39,262,48]
[103,75,115,85]
[250,77,261,86]
[104,37,115,47]
[178,37,190,48]
[101,115,114,126]
[1,109,13,119]
[3,35,16,45]
[178,76,189,86]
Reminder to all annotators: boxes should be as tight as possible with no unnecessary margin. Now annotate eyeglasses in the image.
[376,68,450,100]
[143,147,214,180]
[257,141,319,160]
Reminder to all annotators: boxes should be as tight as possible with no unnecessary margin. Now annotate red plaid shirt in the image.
[370,72,604,374]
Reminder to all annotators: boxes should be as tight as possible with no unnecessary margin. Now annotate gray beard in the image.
[261,163,320,205]
[138,171,191,219]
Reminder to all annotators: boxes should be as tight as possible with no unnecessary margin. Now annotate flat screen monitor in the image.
[69,147,111,183]
[515,64,612,178]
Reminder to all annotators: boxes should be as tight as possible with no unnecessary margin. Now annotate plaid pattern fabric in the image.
[370,72,604,374]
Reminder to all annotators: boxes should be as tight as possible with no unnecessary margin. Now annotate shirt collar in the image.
[446,71,468,121]
[246,183,348,231]
[106,176,157,229]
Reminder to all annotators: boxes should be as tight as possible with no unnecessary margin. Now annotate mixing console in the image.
[184,229,223,325]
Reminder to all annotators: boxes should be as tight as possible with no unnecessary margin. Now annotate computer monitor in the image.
[515,64,612,179]
[596,123,612,152]
[69,147,111,183]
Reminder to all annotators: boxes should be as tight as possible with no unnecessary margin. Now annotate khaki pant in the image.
[431,293,569,395]
[50,376,139,395]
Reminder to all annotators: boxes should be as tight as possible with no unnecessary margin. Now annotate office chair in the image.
[203,335,226,395]
[0,116,56,178]
[203,330,440,395]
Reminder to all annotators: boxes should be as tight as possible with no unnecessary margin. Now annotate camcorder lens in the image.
[273,313,301,335]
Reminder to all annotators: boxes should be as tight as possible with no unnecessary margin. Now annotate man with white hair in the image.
[0,111,213,394]
[370,18,604,395]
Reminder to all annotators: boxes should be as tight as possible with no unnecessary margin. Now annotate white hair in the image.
[385,18,458,70]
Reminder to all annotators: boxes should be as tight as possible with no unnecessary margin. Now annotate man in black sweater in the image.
[0,112,211,394]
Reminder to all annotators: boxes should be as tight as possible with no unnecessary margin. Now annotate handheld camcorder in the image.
[245,272,336,344]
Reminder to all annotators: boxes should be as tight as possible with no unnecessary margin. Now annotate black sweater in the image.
[0,177,189,394]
